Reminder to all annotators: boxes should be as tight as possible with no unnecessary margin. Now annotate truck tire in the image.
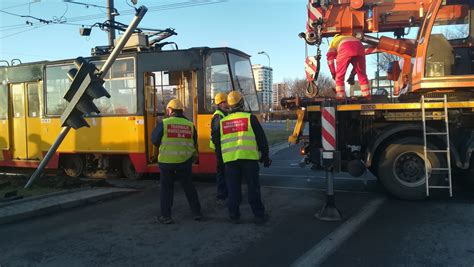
[377,137,444,200]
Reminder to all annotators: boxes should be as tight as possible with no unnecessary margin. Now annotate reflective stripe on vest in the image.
[219,112,259,163]
[209,109,226,150]
[158,117,196,164]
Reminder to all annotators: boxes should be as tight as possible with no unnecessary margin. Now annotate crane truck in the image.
[286,0,474,200]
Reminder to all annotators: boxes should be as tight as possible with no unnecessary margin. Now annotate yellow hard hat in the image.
[166,98,184,110]
[214,92,227,105]
[227,91,243,106]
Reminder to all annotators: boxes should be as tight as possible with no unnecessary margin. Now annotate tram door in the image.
[10,82,42,160]
[144,70,197,164]
[144,73,158,163]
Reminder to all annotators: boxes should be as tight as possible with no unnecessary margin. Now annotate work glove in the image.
[346,76,355,85]
[260,156,272,168]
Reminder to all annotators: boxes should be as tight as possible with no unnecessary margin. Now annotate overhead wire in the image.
[66,0,228,23]
[0,24,47,39]
[1,2,33,10]
[0,0,228,39]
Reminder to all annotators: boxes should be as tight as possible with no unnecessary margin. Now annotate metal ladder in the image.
[421,95,453,197]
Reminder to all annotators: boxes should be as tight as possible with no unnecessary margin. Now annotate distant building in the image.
[272,82,289,109]
[252,64,273,111]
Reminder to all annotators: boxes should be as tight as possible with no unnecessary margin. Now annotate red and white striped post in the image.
[316,99,342,221]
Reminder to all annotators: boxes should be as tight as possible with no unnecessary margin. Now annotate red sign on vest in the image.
[167,124,192,138]
[222,118,249,134]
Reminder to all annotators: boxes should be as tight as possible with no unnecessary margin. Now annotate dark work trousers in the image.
[216,152,227,200]
[225,159,265,219]
[158,158,201,217]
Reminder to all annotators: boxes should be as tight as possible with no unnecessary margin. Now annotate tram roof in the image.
[0,46,251,69]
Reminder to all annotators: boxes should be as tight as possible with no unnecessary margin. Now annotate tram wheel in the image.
[61,155,85,178]
[121,156,143,180]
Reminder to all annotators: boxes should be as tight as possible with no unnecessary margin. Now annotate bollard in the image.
[315,99,342,221]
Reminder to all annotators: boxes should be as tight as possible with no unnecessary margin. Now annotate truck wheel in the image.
[377,137,444,200]
[121,156,143,180]
[61,155,84,178]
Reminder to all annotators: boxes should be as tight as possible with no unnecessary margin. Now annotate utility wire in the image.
[1,2,34,10]
[0,24,46,39]
[66,0,227,23]
[0,9,55,24]
[0,0,227,39]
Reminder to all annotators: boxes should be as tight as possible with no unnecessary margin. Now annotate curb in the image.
[0,187,91,208]
[0,188,137,225]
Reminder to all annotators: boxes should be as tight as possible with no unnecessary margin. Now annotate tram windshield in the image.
[228,53,260,112]
[205,51,260,112]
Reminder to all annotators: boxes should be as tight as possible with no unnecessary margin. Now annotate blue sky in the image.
[0,0,378,82]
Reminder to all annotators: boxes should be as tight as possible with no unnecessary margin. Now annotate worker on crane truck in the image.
[326,34,370,99]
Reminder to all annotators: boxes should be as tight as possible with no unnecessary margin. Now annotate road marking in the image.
[291,197,386,267]
[260,173,375,181]
[262,185,370,194]
[266,166,303,169]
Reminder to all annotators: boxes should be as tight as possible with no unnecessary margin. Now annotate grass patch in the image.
[0,175,109,199]
[264,129,292,146]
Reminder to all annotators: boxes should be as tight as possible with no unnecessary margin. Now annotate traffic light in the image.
[60,57,110,129]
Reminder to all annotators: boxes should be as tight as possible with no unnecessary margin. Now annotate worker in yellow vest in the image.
[212,91,271,224]
[210,92,228,206]
[151,98,202,224]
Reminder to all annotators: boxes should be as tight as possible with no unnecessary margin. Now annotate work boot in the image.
[157,216,174,224]
[253,214,269,225]
[215,198,226,207]
[193,212,203,221]
[227,216,240,224]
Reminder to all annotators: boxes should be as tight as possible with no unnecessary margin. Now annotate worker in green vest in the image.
[210,92,228,206]
[151,98,202,224]
[212,91,272,224]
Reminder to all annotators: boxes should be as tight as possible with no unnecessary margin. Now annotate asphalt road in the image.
[0,144,473,266]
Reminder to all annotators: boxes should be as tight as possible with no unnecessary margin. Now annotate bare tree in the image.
[315,74,336,97]
[284,73,336,98]
[372,52,400,72]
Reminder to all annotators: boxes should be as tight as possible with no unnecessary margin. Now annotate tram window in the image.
[94,58,137,115]
[12,85,24,118]
[0,85,7,119]
[205,52,232,112]
[111,59,134,78]
[45,64,73,115]
[229,54,260,112]
[27,83,39,117]
[46,59,137,116]
[94,79,137,114]
[154,71,173,114]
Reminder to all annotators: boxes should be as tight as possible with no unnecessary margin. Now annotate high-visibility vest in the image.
[219,112,259,163]
[209,109,226,150]
[158,117,196,164]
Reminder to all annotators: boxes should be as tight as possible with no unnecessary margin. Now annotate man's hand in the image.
[193,154,199,164]
[347,76,355,85]
[260,156,272,168]
[331,72,336,80]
